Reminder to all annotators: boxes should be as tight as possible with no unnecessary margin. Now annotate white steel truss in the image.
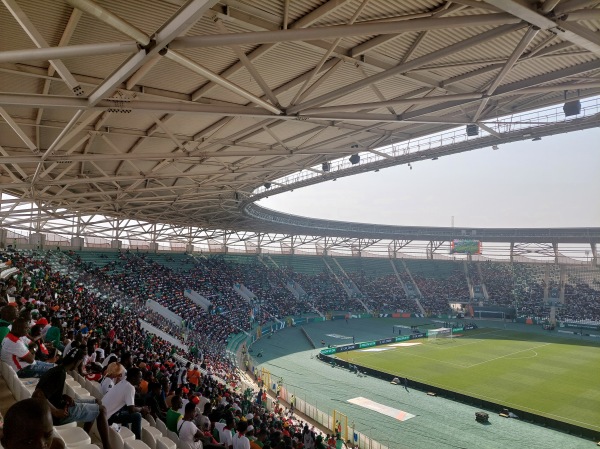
[0,0,599,256]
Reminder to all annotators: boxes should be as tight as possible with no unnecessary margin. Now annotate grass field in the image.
[335,327,600,431]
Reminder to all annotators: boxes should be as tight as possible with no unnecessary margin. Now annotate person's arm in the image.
[32,388,69,419]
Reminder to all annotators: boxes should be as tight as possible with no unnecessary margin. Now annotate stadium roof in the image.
[1,0,600,244]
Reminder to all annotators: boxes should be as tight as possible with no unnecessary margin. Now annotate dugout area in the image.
[249,317,600,448]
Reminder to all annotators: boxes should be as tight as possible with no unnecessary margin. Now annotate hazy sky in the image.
[259,127,600,229]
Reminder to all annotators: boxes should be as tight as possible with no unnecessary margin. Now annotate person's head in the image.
[30,324,43,339]
[257,428,269,441]
[237,420,248,434]
[171,395,182,410]
[0,304,18,323]
[126,367,142,386]
[1,398,55,449]
[105,362,125,380]
[121,352,132,367]
[184,401,196,419]
[10,317,29,337]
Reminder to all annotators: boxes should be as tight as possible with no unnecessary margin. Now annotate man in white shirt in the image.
[102,367,150,439]
[178,402,203,449]
[1,318,54,378]
[232,420,250,449]
[215,415,234,449]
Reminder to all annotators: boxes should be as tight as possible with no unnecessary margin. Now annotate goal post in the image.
[427,327,453,343]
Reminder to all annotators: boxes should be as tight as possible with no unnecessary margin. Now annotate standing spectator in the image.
[232,420,250,449]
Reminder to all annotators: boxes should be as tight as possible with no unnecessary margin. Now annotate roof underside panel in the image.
[0,0,598,240]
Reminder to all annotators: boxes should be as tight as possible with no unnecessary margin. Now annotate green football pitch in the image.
[334,328,600,432]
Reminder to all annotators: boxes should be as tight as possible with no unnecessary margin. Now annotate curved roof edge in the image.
[242,203,600,243]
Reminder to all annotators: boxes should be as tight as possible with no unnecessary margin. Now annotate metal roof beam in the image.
[86,0,219,106]
[173,14,520,49]
[472,27,539,120]
[287,23,524,114]
[485,0,600,56]
[2,0,83,95]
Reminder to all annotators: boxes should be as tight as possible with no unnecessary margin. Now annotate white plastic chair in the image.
[146,414,156,427]
[119,426,136,441]
[166,430,179,446]
[124,440,151,449]
[55,426,92,447]
[155,419,168,437]
[109,426,125,449]
[156,436,177,449]
[142,426,162,449]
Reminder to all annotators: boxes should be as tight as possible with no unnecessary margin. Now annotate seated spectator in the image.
[100,361,125,396]
[33,348,112,449]
[0,398,65,449]
[166,395,183,433]
[178,401,204,449]
[145,381,167,421]
[102,367,150,439]
[1,317,54,378]
[0,304,18,342]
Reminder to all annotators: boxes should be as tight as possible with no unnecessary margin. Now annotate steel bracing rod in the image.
[400,59,600,121]
[188,0,350,101]
[213,19,281,108]
[0,107,37,151]
[64,0,150,46]
[300,93,485,114]
[173,14,520,49]
[289,0,371,106]
[162,50,282,114]
[67,0,281,113]
[0,13,520,65]
[0,93,281,117]
[286,23,524,114]
[0,41,139,65]
[86,0,219,107]
[1,0,82,94]
[485,0,600,56]
[8,79,597,119]
[351,3,466,58]
[472,26,540,121]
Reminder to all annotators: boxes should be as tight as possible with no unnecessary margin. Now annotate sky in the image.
[259,127,600,229]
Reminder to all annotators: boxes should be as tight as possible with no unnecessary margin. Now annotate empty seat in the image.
[124,440,151,449]
[108,426,125,449]
[155,419,168,437]
[156,436,177,449]
[141,426,162,449]
[55,426,92,447]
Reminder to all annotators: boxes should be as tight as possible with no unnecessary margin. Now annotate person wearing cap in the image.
[1,317,54,378]
[100,361,125,396]
[103,367,150,440]
[33,348,113,449]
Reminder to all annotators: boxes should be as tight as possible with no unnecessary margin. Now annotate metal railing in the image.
[253,98,600,195]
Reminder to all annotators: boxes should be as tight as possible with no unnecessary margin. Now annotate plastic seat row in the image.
[66,371,178,449]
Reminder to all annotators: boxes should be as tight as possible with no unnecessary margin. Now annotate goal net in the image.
[427,327,453,343]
